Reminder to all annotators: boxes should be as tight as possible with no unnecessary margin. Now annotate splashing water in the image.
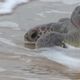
[0,0,30,14]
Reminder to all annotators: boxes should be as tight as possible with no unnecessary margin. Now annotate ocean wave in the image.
[40,0,80,5]
[0,0,79,15]
[0,37,17,46]
[0,0,30,14]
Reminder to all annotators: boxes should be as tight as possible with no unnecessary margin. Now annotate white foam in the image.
[40,47,80,70]
[0,0,30,14]
[0,21,20,30]
[40,0,80,5]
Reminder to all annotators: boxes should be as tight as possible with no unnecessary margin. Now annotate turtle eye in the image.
[31,31,38,39]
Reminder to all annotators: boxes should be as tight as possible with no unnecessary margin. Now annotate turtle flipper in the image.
[71,6,80,28]
[36,32,67,48]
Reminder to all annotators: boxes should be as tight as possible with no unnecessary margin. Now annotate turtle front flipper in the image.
[71,6,80,28]
[36,32,67,48]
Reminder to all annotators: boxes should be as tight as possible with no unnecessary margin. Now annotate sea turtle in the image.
[24,6,80,48]
[24,22,67,48]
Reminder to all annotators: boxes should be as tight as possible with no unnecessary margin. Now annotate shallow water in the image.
[0,0,80,80]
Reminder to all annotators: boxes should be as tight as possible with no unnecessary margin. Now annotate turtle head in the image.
[71,6,80,28]
[24,28,40,42]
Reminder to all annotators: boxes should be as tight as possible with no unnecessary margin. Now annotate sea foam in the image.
[40,47,80,70]
[0,0,30,14]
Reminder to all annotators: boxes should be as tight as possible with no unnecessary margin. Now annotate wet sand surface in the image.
[0,0,80,80]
